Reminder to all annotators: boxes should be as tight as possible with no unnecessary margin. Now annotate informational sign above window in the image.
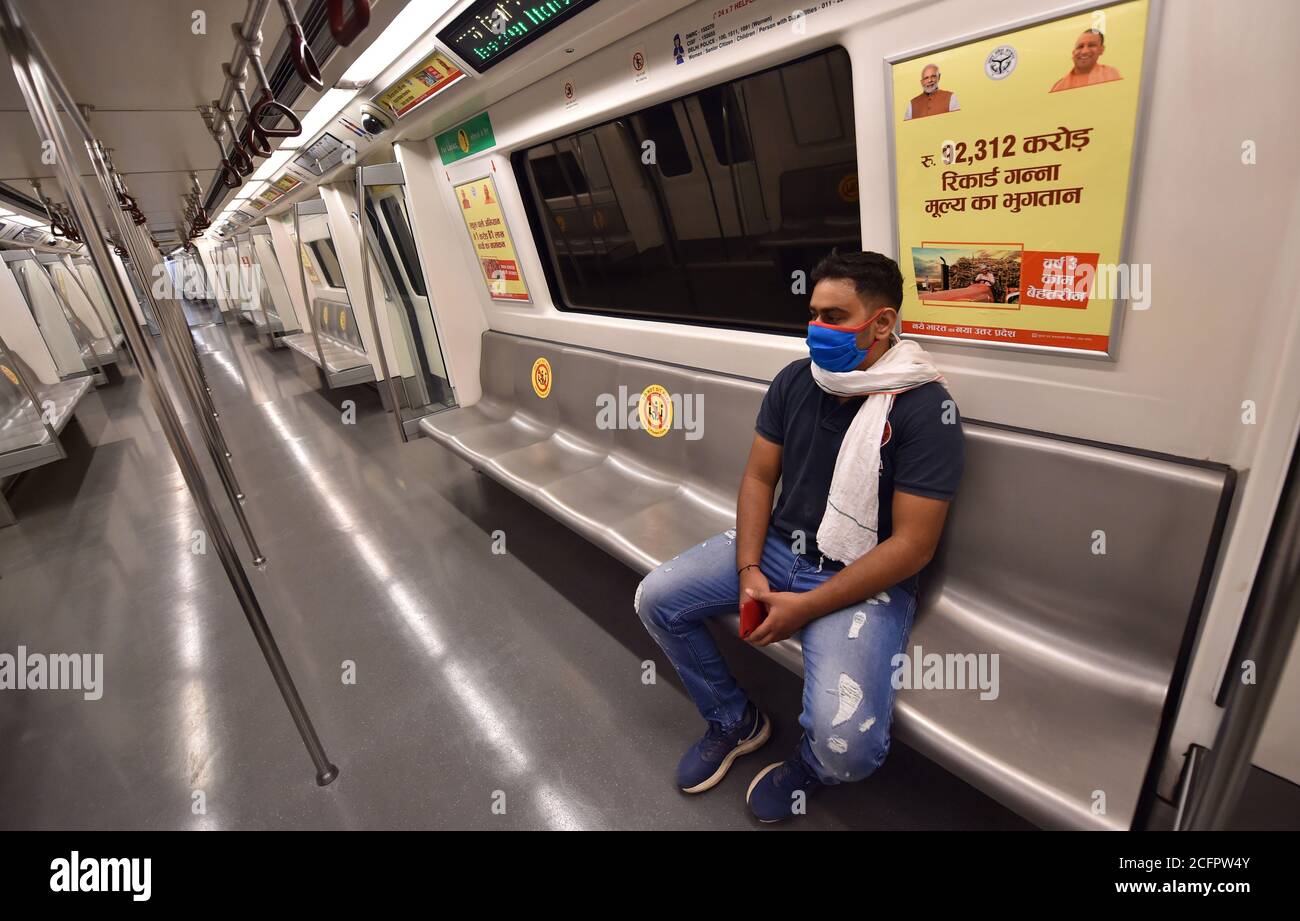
[453,175,529,302]
[438,0,603,73]
[293,132,350,177]
[272,174,302,195]
[889,0,1149,357]
[373,49,466,120]
[435,112,496,164]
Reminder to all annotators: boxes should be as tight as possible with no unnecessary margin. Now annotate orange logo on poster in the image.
[639,384,673,437]
[457,129,470,153]
[531,357,552,399]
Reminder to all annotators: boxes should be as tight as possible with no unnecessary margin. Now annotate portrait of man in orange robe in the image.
[1050,29,1122,92]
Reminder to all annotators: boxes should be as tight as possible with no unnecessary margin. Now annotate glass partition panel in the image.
[362,174,456,417]
[251,231,297,334]
[295,207,368,374]
[45,259,113,362]
[8,256,94,378]
[72,256,123,339]
[0,334,58,467]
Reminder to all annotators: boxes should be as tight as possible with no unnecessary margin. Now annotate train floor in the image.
[0,308,1034,830]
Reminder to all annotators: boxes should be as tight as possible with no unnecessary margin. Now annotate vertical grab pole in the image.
[0,0,337,785]
[112,173,265,565]
[117,206,228,450]
[355,167,407,444]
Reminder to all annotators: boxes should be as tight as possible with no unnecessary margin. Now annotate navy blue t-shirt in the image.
[755,358,963,594]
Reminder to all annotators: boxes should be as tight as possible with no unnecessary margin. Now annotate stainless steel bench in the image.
[0,351,92,525]
[421,330,1232,830]
[280,293,374,388]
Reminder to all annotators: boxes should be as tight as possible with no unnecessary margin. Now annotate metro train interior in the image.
[0,0,1298,839]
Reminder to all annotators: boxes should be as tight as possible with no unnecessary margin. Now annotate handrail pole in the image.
[0,0,337,784]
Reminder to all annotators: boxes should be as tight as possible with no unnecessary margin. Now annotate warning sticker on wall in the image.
[453,175,529,302]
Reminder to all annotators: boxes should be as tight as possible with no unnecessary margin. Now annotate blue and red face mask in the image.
[806,310,885,372]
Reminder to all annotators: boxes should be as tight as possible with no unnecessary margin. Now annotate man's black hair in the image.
[810,249,904,310]
[1082,27,1104,44]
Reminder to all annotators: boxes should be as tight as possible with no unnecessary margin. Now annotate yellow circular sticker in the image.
[638,384,673,437]
[1,365,18,387]
[838,173,859,203]
[531,357,552,399]
[457,129,470,153]
[321,305,329,327]
[339,311,347,333]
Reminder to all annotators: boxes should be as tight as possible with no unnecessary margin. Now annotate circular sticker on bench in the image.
[531,357,552,398]
[1,365,18,386]
[339,311,347,333]
[638,384,672,437]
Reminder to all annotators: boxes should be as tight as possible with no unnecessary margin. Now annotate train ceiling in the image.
[0,0,403,248]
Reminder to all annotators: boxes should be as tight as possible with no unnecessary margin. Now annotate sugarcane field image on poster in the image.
[892,0,1148,354]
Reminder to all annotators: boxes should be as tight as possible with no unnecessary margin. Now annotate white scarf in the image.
[811,336,944,564]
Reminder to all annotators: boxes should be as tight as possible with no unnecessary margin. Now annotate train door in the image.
[359,161,456,431]
[1,250,96,380]
[250,224,298,341]
[287,198,373,387]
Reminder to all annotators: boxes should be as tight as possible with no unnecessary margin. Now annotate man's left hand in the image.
[742,587,814,646]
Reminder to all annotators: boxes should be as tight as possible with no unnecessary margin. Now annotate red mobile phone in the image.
[740,598,768,639]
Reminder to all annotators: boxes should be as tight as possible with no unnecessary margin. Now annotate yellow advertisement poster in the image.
[454,175,529,302]
[373,49,465,120]
[891,0,1149,355]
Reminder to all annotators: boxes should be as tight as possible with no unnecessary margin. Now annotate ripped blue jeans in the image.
[636,526,916,785]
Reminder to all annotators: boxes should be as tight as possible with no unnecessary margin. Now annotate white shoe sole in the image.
[746,761,789,823]
[680,712,771,794]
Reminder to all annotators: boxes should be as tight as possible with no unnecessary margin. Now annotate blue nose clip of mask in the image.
[807,319,872,372]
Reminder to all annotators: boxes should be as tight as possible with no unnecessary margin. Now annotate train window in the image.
[696,85,753,165]
[531,151,590,198]
[310,239,344,289]
[514,47,858,334]
[634,104,692,178]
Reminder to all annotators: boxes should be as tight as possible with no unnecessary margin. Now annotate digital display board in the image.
[437,0,602,73]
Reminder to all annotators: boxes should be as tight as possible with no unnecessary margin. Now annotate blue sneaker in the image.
[746,754,824,822]
[676,704,771,794]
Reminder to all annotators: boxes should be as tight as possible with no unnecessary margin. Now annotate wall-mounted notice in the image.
[890,0,1149,357]
[373,49,466,120]
[435,111,495,165]
[453,175,529,302]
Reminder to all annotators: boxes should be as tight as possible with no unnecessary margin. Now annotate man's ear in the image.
[877,307,899,339]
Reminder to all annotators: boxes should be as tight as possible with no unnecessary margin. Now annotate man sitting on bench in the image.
[636,250,963,822]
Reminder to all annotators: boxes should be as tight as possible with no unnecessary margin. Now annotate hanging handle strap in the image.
[329,0,370,47]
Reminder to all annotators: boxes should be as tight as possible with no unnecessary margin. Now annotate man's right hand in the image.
[739,567,770,607]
